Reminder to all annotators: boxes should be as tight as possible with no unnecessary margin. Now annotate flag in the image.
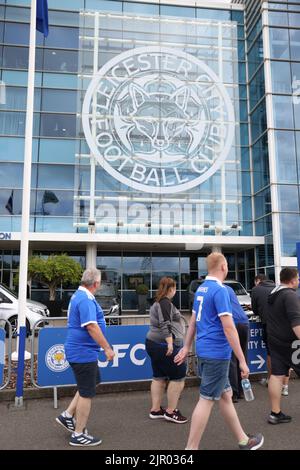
[36,0,49,37]
[42,190,59,205]
[5,190,14,215]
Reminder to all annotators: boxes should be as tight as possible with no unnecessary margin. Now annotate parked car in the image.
[187,278,253,315]
[0,283,50,337]
[94,282,121,325]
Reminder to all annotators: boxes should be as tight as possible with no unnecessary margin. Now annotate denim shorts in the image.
[145,338,186,381]
[198,357,232,401]
[69,361,101,398]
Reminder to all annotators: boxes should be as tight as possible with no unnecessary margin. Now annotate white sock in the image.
[63,410,73,418]
[74,431,82,437]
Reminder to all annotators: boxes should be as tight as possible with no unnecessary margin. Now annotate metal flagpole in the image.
[13,0,37,407]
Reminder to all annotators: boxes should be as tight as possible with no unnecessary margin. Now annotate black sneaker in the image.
[69,432,102,447]
[56,413,75,433]
[149,406,166,419]
[268,411,292,424]
[164,409,188,424]
[239,433,264,450]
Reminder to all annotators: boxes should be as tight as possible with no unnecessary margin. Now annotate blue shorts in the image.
[146,338,186,381]
[198,357,232,401]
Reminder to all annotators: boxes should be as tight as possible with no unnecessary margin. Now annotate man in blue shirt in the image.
[226,285,249,402]
[56,268,114,447]
[175,253,263,450]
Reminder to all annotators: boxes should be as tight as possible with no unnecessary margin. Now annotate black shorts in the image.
[69,361,101,398]
[269,343,300,377]
[145,338,186,381]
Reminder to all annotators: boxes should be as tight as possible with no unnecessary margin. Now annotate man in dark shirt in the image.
[251,274,276,380]
[266,267,300,425]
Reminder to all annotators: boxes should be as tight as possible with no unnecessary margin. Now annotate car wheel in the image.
[5,316,31,338]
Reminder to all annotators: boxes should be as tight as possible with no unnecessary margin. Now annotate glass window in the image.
[0,111,39,136]
[44,26,79,49]
[273,95,294,129]
[248,35,264,78]
[270,28,290,59]
[0,163,24,188]
[3,46,43,69]
[4,22,44,46]
[250,102,267,142]
[97,255,121,271]
[294,101,300,130]
[196,8,231,21]
[289,12,300,26]
[290,29,300,60]
[152,255,179,272]
[278,185,299,212]
[253,135,269,192]
[161,6,196,18]
[231,11,244,24]
[36,164,74,190]
[249,66,265,110]
[274,131,297,183]
[39,139,76,163]
[42,73,77,89]
[48,0,84,10]
[34,190,74,216]
[0,136,24,161]
[271,61,292,94]
[2,70,42,87]
[40,113,76,137]
[152,273,179,290]
[296,131,300,180]
[254,189,271,219]
[34,216,74,233]
[123,255,151,273]
[280,213,300,256]
[269,11,288,26]
[123,2,159,14]
[48,10,79,26]
[5,6,30,21]
[0,86,41,111]
[43,49,78,73]
[85,1,122,11]
[41,89,77,113]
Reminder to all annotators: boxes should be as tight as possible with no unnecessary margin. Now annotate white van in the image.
[0,283,49,336]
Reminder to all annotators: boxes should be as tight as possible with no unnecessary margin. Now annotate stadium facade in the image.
[0,0,299,311]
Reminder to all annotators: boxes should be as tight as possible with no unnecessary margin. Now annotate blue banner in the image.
[248,321,267,374]
[0,328,5,387]
[36,0,49,37]
[37,325,152,387]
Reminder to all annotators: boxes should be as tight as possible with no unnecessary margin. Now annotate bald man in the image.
[175,253,263,450]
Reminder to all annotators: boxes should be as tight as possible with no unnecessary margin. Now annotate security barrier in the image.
[0,321,12,390]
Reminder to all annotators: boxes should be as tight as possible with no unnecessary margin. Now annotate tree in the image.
[28,254,83,301]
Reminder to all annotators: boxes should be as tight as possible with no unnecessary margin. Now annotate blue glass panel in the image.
[0,6,4,20]
[34,216,74,232]
[0,188,35,215]
[40,113,76,137]
[241,147,250,171]
[231,11,244,24]
[269,11,288,26]
[0,111,39,136]
[6,0,30,5]
[37,164,74,190]
[0,86,41,111]
[42,73,77,89]
[273,95,294,129]
[0,21,3,42]
[0,136,24,161]
[123,2,159,14]
[270,28,290,59]
[3,46,43,70]
[48,0,84,11]
[278,185,299,212]
[280,213,300,256]
[248,34,263,78]
[238,63,246,83]
[242,196,252,220]
[289,12,300,26]
[271,61,291,94]
[196,8,230,20]
[255,215,272,236]
[0,215,22,232]
[1,70,42,86]
[161,6,195,18]
[274,130,297,183]
[43,49,78,73]
[41,89,77,113]
[240,123,249,146]
[290,29,300,61]
[48,10,79,26]
[238,41,245,61]
[4,22,43,46]
[0,162,24,187]
[251,102,267,142]
[39,139,76,163]
[44,26,79,49]
[239,101,248,122]
[252,134,269,192]
[5,6,30,21]
[247,18,262,50]
[249,66,265,111]
[85,1,122,12]
[35,190,74,216]
[296,131,300,180]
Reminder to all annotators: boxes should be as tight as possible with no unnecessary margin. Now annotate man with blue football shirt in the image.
[56,268,114,447]
[175,253,263,450]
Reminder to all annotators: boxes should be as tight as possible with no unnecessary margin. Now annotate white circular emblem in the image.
[82,46,235,194]
[46,344,69,372]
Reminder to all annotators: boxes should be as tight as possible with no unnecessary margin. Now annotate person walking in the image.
[251,274,275,384]
[226,285,249,402]
[56,268,114,446]
[145,277,188,424]
[174,253,264,450]
[266,268,300,425]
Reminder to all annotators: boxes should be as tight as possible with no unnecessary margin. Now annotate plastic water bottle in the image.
[241,379,254,401]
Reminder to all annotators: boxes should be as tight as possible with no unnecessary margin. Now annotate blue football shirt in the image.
[193,276,233,360]
[225,285,249,326]
[64,286,106,363]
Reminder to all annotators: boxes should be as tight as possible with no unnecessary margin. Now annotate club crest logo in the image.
[82,47,235,194]
[46,344,69,372]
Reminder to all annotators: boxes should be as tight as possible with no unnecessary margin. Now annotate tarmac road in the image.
[1,379,300,450]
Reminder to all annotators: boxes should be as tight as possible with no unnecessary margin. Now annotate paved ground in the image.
[1,379,300,450]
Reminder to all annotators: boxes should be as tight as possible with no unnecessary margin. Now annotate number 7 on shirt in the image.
[196,295,204,322]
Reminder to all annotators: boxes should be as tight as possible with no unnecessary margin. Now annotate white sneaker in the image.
[282,385,289,396]
[259,378,268,387]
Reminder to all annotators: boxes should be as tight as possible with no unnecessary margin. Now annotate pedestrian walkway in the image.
[0,380,300,450]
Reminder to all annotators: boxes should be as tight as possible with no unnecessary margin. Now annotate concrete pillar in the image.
[86,243,97,269]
